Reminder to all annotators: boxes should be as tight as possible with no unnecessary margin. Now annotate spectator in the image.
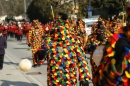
[0,30,7,70]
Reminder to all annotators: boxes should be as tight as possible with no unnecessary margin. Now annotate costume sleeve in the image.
[93,59,124,86]
[93,37,130,86]
[75,45,91,81]
[42,28,44,36]
[4,37,7,48]
[114,38,130,71]
[26,29,33,44]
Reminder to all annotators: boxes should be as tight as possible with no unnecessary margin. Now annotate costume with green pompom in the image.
[92,33,130,86]
[92,5,130,86]
[86,21,108,79]
[42,16,91,86]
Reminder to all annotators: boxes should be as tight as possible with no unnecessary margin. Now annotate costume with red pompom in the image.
[42,13,91,86]
[26,20,44,66]
[92,5,130,86]
[75,19,88,47]
[86,20,108,79]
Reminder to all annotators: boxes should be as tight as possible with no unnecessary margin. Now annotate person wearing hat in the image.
[42,13,91,86]
[0,30,7,70]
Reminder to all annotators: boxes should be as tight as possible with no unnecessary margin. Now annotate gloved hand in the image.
[42,36,45,39]
[28,44,31,47]
[89,44,96,53]
[37,46,48,61]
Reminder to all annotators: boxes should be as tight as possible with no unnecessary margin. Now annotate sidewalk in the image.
[0,54,93,86]
[0,55,42,86]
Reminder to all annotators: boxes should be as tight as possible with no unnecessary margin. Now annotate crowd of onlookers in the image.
[0,17,123,49]
[0,20,54,41]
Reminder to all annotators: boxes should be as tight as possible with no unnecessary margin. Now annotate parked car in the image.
[82,18,98,35]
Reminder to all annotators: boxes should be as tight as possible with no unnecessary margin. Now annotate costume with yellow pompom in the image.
[86,20,109,78]
[75,19,88,47]
[42,13,91,86]
[26,20,44,66]
[92,5,130,86]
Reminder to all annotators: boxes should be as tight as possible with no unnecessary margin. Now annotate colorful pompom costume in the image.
[92,32,130,86]
[92,5,130,86]
[26,20,44,66]
[86,21,108,77]
[42,13,91,86]
[75,19,88,47]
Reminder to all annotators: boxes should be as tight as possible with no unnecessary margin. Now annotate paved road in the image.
[1,36,93,86]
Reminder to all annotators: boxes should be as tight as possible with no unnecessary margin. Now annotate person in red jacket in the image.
[17,28,23,42]
[0,24,4,31]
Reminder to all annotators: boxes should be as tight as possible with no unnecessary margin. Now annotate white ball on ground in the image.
[19,59,32,72]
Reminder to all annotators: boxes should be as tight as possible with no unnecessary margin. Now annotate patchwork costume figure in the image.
[26,20,44,67]
[86,21,108,77]
[42,13,91,86]
[75,19,88,47]
[92,6,130,86]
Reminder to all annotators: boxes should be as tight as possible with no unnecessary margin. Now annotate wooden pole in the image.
[122,6,124,26]
[51,6,54,20]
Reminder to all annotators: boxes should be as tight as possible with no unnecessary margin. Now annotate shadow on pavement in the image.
[7,39,14,41]
[21,58,32,60]
[0,80,39,86]
[4,61,19,66]
[18,43,27,45]
[14,48,29,49]
[4,61,47,67]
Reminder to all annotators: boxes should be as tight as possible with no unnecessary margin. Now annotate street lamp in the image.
[88,0,91,6]
[5,0,14,12]
[71,6,78,14]
[0,4,4,16]
[24,0,27,20]
[87,0,92,17]
[71,0,79,14]
[0,0,4,16]
[5,0,14,5]
[70,0,78,20]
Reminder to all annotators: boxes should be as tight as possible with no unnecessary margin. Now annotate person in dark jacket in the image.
[0,30,7,70]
